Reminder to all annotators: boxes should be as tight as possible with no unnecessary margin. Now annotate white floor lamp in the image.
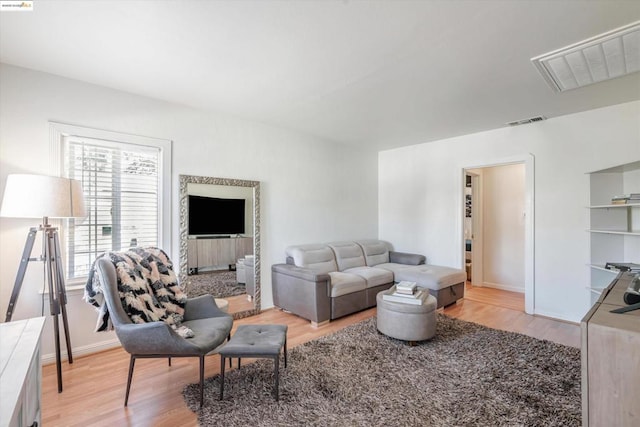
[1,174,86,393]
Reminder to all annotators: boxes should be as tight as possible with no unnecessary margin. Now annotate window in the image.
[50,123,171,282]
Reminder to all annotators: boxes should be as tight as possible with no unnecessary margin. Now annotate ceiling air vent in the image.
[507,116,547,126]
[531,21,640,92]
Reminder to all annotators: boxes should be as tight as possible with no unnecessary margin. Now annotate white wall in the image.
[482,164,525,292]
[379,100,640,322]
[0,64,379,359]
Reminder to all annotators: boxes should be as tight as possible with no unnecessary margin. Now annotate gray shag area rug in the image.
[186,270,246,298]
[183,314,581,426]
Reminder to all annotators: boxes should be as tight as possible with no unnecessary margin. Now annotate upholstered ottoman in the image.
[394,265,466,308]
[219,324,288,401]
[376,286,437,345]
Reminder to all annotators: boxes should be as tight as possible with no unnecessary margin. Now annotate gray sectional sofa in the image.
[271,239,466,326]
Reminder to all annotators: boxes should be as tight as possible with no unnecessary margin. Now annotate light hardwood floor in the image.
[225,293,254,313]
[41,287,580,426]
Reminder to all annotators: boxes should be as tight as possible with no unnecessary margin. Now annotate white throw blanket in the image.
[84,247,194,338]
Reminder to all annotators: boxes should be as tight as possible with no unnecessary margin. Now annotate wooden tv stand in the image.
[581,270,640,426]
[187,236,253,274]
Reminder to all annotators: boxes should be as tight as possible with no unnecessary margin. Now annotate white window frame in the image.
[49,122,172,285]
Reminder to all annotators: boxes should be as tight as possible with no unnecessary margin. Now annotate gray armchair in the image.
[94,257,233,407]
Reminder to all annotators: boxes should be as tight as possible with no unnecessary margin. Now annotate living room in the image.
[1,1,639,426]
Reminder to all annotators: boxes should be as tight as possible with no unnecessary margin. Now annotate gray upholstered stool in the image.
[219,324,288,400]
[376,286,437,345]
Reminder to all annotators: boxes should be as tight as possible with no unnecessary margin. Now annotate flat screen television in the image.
[188,195,245,236]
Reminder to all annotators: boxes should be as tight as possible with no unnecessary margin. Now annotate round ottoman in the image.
[376,287,437,345]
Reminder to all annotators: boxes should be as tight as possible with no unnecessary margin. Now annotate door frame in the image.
[458,154,535,314]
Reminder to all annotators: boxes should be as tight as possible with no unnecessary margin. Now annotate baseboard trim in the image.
[481,281,525,294]
[533,309,579,324]
[41,338,122,365]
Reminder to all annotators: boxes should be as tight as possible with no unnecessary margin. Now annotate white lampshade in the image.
[0,174,86,219]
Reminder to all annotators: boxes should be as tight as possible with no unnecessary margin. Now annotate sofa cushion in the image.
[395,265,466,290]
[285,244,338,275]
[328,241,367,271]
[328,272,366,297]
[344,266,393,288]
[356,240,392,266]
[374,262,414,275]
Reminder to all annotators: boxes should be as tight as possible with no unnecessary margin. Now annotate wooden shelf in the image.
[588,264,623,297]
[585,287,605,295]
[588,264,621,273]
[589,203,640,209]
[587,160,640,307]
[587,160,640,174]
[588,229,640,236]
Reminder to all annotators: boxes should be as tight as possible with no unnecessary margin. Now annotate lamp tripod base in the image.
[5,224,73,393]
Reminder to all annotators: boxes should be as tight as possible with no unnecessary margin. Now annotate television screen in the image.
[188,195,245,236]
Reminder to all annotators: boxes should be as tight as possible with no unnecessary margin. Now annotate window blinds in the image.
[64,137,160,279]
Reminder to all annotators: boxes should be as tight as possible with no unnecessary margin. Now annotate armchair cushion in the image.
[182,316,234,354]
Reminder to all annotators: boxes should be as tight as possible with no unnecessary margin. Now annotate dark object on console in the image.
[610,273,640,313]
[623,273,640,305]
[624,292,640,305]
[604,262,640,272]
[610,302,640,314]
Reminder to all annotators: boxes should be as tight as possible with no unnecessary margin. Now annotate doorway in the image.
[461,155,534,314]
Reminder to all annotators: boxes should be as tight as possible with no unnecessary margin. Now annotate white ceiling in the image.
[1,1,639,150]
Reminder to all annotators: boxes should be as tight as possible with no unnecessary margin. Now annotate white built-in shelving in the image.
[587,160,640,305]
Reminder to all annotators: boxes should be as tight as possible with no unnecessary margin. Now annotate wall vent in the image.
[531,21,640,92]
[506,116,547,126]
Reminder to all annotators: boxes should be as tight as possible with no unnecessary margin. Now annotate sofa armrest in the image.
[271,264,331,324]
[389,251,426,266]
[271,263,330,282]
